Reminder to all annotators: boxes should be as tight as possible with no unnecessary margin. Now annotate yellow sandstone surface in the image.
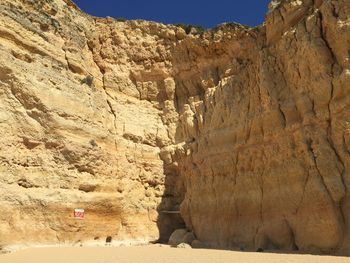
[0,0,350,255]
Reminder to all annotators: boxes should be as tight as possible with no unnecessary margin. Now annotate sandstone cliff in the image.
[0,0,350,255]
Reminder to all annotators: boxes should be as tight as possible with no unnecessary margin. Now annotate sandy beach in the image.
[1,245,349,263]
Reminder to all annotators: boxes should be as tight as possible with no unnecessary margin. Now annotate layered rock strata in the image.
[0,0,350,255]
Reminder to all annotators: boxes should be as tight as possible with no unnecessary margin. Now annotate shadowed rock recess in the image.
[0,0,350,255]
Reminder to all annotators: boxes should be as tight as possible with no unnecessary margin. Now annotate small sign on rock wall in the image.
[74,208,85,219]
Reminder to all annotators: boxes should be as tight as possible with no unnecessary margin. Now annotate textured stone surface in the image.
[0,0,179,247]
[168,229,195,246]
[176,243,192,249]
[168,229,188,246]
[0,0,350,255]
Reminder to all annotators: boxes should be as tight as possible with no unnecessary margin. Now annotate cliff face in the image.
[0,0,350,255]
[178,0,350,254]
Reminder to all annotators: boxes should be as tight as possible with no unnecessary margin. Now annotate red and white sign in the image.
[74,208,85,219]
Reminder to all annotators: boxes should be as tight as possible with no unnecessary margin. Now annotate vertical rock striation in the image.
[0,0,350,255]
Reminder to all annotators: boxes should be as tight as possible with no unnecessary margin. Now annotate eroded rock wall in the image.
[175,0,350,254]
[0,0,350,255]
[0,0,182,246]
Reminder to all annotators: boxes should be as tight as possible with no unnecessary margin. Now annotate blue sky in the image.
[72,0,271,28]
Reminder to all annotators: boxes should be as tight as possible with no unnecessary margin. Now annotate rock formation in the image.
[0,0,350,255]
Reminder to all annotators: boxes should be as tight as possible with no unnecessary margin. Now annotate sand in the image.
[1,245,350,263]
